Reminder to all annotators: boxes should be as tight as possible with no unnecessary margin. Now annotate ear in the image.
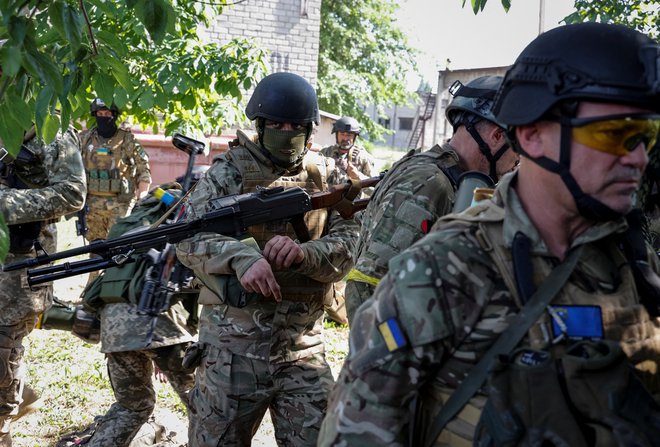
[486,125,507,150]
[515,123,546,158]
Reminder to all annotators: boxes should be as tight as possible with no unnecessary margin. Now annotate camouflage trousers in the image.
[84,195,134,286]
[0,320,34,439]
[344,280,376,326]
[87,343,195,447]
[188,345,334,447]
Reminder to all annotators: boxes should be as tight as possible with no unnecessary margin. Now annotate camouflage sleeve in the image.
[320,226,503,445]
[293,210,359,283]
[356,165,455,277]
[126,131,151,184]
[0,129,86,224]
[175,157,263,280]
[357,149,375,177]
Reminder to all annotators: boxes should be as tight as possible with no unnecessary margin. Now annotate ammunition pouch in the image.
[8,221,43,253]
[474,340,660,447]
[196,272,261,308]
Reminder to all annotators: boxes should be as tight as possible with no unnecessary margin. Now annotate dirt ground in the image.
[11,218,349,447]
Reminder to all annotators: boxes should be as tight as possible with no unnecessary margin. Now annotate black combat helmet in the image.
[332,116,361,135]
[493,22,660,222]
[90,98,119,117]
[446,75,506,132]
[446,75,510,181]
[494,22,660,124]
[245,72,320,125]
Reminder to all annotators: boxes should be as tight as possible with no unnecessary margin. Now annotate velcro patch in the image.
[378,318,408,352]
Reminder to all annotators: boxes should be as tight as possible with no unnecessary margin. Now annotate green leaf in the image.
[103,56,133,91]
[23,49,64,95]
[61,2,83,51]
[139,0,170,44]
[35,86,54,137]
[0,45,22,77]
[8,16,27,44]
[6,92,32,130]
[137,89,154,109]
[113,85,129,109]
[0,105,25,156]
[93,72,115,104]
[0,212,8,264]
[96,30,128,57]
[42,113,61,145]
[49,2,67,41]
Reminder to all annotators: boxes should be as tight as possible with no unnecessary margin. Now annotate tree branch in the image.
[80,0,98,55]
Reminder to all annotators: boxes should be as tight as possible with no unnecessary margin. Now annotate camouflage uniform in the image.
[344,143,461,324]
[319,144,375,325]
[85,302,196,447]
[320,144,374,186]
[176,130,358,447]
[319,172,660,445]
[79,126,151,241]
[83,191,197,447]
[0,129,86,444]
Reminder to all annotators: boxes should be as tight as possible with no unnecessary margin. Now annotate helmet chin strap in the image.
[464,123,509,182]
[515,122,623,222]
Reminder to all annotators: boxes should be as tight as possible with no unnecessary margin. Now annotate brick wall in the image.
[203,0,322,86]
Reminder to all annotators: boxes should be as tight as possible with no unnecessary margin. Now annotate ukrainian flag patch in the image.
[378,318,407,352]
[96,147,109,155]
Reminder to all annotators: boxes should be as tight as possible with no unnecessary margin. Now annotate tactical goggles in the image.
[563,113,660,156]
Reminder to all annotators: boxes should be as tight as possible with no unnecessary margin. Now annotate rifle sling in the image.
[422,245,583,447]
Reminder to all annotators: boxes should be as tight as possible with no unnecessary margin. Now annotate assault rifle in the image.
[3,175,382,286]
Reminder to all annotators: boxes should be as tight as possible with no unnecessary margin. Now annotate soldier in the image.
[319,22,660,446]
[321,116,375,184]
[320,116,375,325]
[0,128,86,446]
[344,75,519,324]
[70,185,197,447]
[80,99,151,283]
[175,72,358,447]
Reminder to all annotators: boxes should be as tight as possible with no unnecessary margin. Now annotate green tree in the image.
[0,0,268,262]
[564,0,659,39]
[318,0,418,140]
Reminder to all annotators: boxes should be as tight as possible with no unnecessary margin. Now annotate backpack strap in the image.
[422,245,583,447]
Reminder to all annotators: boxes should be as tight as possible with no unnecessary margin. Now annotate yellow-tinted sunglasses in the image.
[568,113,660,156]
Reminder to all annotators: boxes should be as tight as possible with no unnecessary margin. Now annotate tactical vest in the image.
[353,144,462,283]
[418,199,660,446]
[224,142,332,303]
[81,128,135,198]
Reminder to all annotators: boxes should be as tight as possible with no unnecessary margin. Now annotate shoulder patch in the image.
[378,318,408,352]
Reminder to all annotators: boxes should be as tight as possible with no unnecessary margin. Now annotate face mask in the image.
[262,127,307,166]
[96,116,118,138]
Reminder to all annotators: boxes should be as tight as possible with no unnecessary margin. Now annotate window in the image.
[399,117,414,130]
[378,117,391,129]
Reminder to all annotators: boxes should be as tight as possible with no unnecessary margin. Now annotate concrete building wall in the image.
[203,0,322,86]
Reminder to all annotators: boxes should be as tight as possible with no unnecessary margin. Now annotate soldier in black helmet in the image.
[320,23,660,446]
[175,72,359,446]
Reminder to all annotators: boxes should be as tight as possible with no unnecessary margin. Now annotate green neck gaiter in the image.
[262,127,307,166]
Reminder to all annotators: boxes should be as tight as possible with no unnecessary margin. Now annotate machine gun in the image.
[3,176,382,285]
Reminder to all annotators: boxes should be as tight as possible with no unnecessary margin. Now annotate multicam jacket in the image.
[349,143,461,290]
[319,172,660,446]
[176,130,358,363]
[320,144,375,185]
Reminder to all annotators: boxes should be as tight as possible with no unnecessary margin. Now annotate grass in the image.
[12,219,350,447]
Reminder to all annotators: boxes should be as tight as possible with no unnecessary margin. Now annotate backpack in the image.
[82,186,183,313]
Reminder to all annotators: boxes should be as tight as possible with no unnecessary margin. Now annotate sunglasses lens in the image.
[573,118,660,156]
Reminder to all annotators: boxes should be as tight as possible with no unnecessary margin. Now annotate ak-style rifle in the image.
[3,175,383,287]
